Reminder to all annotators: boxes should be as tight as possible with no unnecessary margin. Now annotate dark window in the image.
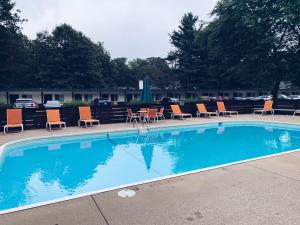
[111,94,118,101]
[22,94,32,99]
[74,94,82,101]
[126,94,133,102]
[44,94,53,103]
[101,94,109,99]
[54,94,64,102]
[84,94,92,102]
[9,95,19,104]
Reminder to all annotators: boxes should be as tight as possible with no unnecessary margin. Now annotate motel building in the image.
[0,88,299,105]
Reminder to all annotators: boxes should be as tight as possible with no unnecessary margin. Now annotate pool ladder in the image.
[132,118,149,134]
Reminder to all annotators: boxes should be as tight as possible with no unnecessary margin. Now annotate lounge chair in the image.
[217,101,238,116]
[78,106,100,127]
[293,110,300,117]
[170,105,192,120]
[147,109,158,122]
[157,107,165,120]
[46,109,66,130]
[4,109,24,134]
[126,109,139,123]
[196,103,218,118]
[253,101,274,115]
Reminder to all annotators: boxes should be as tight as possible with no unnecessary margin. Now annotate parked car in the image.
[14,98,38,108]
[160,97,180,104]
[278,94,291,100]
[44,100,62,108]
[91,98,111,106]
[289,95,300,100]
[234,97,248,100]
[254,95,273,100]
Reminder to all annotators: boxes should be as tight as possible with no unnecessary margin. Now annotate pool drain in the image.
[118,189,136,198]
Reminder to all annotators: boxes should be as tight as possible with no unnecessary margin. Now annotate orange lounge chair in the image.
[196,103,218,118]
[4,109,23,134]
[147,108,158,122]
[253,100,274,115]
[126,109,140,123]
[170,105,192,120]
[217,102,238,116]
[78,106,100,127]
[46,109,66,130]
[157,107,165,120]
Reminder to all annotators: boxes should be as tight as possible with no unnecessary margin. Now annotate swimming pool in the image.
[1,121,300,212]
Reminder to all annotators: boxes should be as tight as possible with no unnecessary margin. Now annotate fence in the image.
[0,100,300,130]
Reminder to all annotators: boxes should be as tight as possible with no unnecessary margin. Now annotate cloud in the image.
[15,0,218,60]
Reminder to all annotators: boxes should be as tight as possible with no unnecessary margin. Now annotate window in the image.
[126,94,133,102]
[233,92,243,97]
[54,94,64,102]
[292,92,299,95]
[74,94,82,102]
[247,92,255,97]
[101,94,109,99]
[44,94,53,103]
[9,95,19,104]
[84,94,92,102]
[22,94,32,99]
[111,94,118,101]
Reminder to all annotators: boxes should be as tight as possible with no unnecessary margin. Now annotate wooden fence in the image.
[0,100,299,130]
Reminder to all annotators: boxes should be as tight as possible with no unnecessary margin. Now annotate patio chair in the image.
[157,107,165,120]
[293,110,300,117]
[170,105,192,120]
[217,101,238,116]
[196,103,218,118]
[4,109,24,134]
[147,109,158,122]
[253,100,274,115]
[126,109,139,123]
[46,109,66,131]
[78,106,100,128]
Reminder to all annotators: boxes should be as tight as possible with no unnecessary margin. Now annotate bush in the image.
[63,101,90,107]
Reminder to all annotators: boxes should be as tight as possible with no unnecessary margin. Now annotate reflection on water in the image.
[0,124,300,210]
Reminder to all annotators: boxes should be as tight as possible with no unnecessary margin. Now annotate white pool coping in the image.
[1,119,300,215]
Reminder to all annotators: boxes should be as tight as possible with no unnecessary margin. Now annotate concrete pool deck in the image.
[1,115,300,225]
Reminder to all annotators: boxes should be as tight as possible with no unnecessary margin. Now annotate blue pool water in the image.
[1,122,300,211]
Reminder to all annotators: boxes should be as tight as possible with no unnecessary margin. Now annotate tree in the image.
[0,0,30,88]
[31,24,110,89]
[168,13,206,89]
[111,58,134,88]
[208,0,300,98]
[129,57,172,89]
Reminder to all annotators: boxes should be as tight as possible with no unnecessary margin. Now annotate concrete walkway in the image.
[1,115,300,225]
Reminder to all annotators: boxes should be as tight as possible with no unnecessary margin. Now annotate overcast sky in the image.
[15,0,218,60]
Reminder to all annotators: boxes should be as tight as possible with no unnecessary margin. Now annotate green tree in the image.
[0,0,30,88]
[31,24,110,89]
[111,57,134,88]
[208,0,300,98]
[168,13,206,89]
[129,57,172,89]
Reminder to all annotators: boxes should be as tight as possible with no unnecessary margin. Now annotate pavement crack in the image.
[246,164,300,183]
[91,195,110,225]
